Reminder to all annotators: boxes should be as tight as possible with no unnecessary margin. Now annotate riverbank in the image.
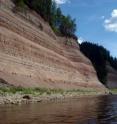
[110,89,117,94]
[0,87,109,104]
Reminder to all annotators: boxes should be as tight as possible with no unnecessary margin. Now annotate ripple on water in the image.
[0,95,117,124]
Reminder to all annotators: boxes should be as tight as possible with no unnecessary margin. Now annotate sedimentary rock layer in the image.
[107,65,117,88]
[0,0,106,91]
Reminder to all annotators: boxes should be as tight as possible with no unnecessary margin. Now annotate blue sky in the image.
[55,0,117,57]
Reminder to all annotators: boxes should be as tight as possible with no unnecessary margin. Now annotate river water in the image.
[0,95,117,124]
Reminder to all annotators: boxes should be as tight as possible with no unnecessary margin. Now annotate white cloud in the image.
[78,37,84,44]
[104,9,117,32]
[53,0,70,4]
[112,9,117,17]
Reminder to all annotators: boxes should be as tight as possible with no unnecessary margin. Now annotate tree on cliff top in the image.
[13,0,77,40]
[80,42,117,85]
[59,15,76,37]
[13,0,27,12]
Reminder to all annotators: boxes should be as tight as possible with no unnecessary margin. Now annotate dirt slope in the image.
[0,0,106,91]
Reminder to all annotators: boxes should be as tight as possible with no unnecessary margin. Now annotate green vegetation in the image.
[80,42,117,85]
[109,89,117,94]
[13,0,77,40]
[109,56,117,70]
[13,0,27,12]
[0,87,98,96]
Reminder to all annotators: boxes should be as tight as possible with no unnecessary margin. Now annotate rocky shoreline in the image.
[0,91,109,105]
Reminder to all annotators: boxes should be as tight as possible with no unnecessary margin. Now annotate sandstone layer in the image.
[107,65,117,88]
[0,0,106,91]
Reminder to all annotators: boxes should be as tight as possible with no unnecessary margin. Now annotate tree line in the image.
[13,0,77,40]
[80,42,117,85]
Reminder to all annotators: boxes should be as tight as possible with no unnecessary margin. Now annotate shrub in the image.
[13,0,77,40]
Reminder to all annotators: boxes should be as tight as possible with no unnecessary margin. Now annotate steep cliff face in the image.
[0,0,106,90]
[107,65,117,88]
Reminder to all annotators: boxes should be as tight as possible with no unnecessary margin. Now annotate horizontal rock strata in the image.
[0,0,106,91]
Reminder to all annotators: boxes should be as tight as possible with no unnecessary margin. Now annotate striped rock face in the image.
[0,0,106,92]
[107,65,117,88]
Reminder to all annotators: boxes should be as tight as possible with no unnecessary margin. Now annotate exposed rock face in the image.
[107,65,117,88]
[0,0,106,91]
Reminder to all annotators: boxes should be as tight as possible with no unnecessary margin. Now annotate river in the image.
[0,95,117,124]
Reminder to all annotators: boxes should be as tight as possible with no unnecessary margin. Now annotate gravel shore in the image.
[0,91,109,105]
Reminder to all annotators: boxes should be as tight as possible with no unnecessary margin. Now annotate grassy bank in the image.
[0,87,107,104]
[0,87,101,96]
[109,89,117,94]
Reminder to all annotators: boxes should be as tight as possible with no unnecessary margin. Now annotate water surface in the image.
[0,95,117,124]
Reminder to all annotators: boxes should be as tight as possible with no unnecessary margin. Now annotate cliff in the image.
[107,65,117,88]
[0,0,106,91]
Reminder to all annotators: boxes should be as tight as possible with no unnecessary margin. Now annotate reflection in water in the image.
[0,95,117,124]
[97,95,117,124]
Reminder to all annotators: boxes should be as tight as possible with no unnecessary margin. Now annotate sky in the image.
[54,0,117,57]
